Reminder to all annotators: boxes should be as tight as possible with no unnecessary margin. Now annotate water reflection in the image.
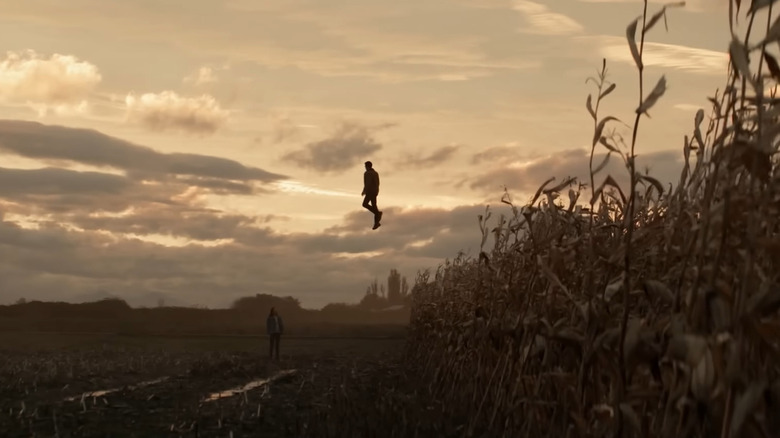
[202,369,297,403]
[64,377,169,401]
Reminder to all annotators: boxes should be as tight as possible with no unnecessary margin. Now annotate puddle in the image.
[64,377,169,402]
[202,369,297,403]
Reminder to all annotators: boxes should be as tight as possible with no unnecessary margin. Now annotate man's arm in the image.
[368,172,379,193]
[362,172,368,195]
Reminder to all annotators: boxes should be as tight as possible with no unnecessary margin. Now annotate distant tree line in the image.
[0,269,414,336]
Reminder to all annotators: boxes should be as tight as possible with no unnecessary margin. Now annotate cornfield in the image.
[403,1,780,437]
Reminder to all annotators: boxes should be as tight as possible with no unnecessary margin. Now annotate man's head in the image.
[364,161,373,170]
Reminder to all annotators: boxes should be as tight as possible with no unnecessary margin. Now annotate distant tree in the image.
[359,290,386,310]
[403,288,412,306]
[157,298,165,308]
[80,298,132,316]
[230,293,303,316]
[320,302,354,318]
[15,298,26,305]
[387,268,401,304]
[369,278,379,296]
[283,296,301,308]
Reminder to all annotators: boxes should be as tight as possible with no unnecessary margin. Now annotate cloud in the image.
[0,120,286,185]
[183,66,219,86]
[175,177,255,195]
[589,36,728,74]
[399,145,460,169]
[125,91,229,134]
[0,50,101,116]
[674,103,706,112]
[471,143,538,165]
[274,180,353,198]
[469,147,686,196]
[281,122,384,173]
[0,167,129,197]
[0,121,286,218]
[0,166,176,215]
[513,0,584,36]
[268,114,309,144]
[68,206,258,242]
[317,204,503,258]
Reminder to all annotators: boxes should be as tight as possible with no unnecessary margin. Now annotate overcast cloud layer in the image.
[0,0,736,308]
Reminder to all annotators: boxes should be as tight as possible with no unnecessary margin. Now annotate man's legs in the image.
[274,334,281,360]
[374,198,382,224]
[363,194,383,226]
[363,194,382,229]
[362,194,379,215]
[269,333,280,359]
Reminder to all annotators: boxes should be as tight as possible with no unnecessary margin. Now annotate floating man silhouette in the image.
[361,161,383,230]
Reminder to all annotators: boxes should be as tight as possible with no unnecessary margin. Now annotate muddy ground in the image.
[0,333,408,437]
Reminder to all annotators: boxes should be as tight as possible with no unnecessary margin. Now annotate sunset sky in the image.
[0,0,738,308]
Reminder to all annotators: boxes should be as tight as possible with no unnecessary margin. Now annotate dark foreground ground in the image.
[0,332,415,438]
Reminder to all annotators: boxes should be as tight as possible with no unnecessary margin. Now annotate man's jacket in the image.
[364,169,380,196]
[266,315,284,334]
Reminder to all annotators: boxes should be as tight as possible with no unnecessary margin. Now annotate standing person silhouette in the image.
[361,161,382,230]
[266,307,283,361]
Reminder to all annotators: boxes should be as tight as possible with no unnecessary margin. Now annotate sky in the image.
[0,0,738,308]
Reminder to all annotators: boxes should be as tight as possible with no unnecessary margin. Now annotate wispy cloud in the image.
[471,143,536,165]
[674,103,705,112]
[183,66,219,86]
[513,0,584,36]
[274,180,353,197]
[399,145,460,169]
[0,50,101,116]
[125,91,229,135]
[269,114,310,144]
[588,36,728,74]
[576,0,724,13]
[469,147,685,196]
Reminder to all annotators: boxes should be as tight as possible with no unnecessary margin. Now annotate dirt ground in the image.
[0,332,406,438]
